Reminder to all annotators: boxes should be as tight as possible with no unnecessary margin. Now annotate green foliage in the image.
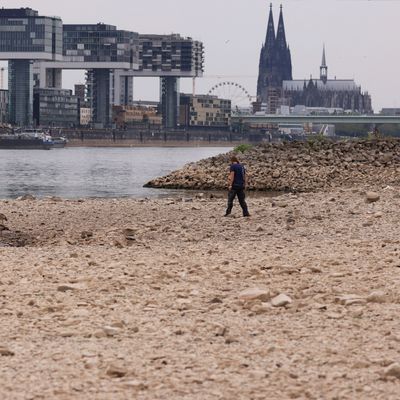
[234,144,253,153]
[306,133,327,147]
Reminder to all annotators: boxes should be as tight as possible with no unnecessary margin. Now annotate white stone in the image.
[271,294,292,307]
[238,288,270,302]
[102,326,121,337]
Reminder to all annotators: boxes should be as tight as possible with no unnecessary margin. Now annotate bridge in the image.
[232,115,400,125]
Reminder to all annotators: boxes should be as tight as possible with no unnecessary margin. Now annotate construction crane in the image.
[0,67,8,90]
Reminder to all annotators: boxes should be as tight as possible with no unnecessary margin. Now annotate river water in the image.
[0,147,231,199]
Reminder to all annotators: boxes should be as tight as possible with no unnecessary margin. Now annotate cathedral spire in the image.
[257,3,292,106]
[265,3,276,49]
[320,44,328,84]
[276,4,287,49]
[321,44,327,67]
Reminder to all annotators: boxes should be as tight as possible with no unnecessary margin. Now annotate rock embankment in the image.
[145,138,400,192]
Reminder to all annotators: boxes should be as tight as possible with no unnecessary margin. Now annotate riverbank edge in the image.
[66,139,237,148]
[145,138,400,193]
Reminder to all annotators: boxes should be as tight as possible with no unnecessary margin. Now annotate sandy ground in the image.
[0,187,399,399]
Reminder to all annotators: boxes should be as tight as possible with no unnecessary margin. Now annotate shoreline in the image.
[66,139,237,148]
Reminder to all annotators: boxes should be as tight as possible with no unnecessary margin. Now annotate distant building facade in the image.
[0,89,8,124]
[112,105,162,128]
[33,88,79,127]
[80,107,92,126]
[64,24,139,127]
[179,94,231,128]
[257,5,372,114]
[140,34,204,129]
[74,84,86,104]
[380,108,400,116]
[139,34,203,75]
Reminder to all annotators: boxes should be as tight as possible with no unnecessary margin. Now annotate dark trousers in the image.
[226,186,249,216]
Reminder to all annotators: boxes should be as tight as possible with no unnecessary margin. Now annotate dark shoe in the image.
[224,213,230,217]
[243,213,251,217]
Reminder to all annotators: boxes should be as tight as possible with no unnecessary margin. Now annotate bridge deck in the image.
[233,115,400,124]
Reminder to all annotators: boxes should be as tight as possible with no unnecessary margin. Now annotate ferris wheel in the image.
[207,81,253,109]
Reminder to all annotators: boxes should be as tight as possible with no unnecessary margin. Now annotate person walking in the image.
[224,155,250,217]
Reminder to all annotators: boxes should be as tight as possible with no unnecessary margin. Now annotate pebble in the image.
[366,191,380,203]
[59,331,75,338]
[271,294,292,307]
[106,364,128,378]
[102,326,121,337]
[80,231,93,239]
[335,294,366,306]
[123,380,148,390]
[238,288,271,302]
[0,346,14,356]
[383,363,400,379]
[252,303,272,314]
[366,290,387,304]
[272,170,281,179]
[57,284,81,292]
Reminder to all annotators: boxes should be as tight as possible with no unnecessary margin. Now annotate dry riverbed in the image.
[0,186,399,399]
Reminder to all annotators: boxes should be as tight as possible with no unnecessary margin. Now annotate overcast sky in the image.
[1,0,399,111]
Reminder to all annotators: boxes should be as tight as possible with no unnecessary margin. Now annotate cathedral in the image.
[257,4,373,114]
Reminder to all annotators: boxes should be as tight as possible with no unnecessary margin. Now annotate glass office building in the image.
[139,34,204,76]
[63,24,138,65]
[33,88,79,127]
[0,8,62,60]
[63,24,139,126]
[0,8,63,125]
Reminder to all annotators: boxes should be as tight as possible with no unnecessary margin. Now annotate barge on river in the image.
[0,129,54,150]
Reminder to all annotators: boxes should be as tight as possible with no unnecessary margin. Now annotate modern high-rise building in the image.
[0,8,63,125]
[139,34,204,128]
[61,23,139,127]
[0,8,204,128]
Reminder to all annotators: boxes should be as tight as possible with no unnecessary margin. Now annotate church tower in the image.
[256,4,292,111]
[320,45,328,84]
[257,4,276,103]
[275,5,292,84]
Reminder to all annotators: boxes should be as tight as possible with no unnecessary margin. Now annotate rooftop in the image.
[0,8,38,18]
[283,79,359,92]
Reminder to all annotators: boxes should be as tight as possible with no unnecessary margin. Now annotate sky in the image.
[1,0,400,111]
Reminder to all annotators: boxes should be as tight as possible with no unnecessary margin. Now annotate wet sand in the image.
[0,186,399,399]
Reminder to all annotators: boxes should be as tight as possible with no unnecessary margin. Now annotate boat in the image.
[0,129,54,150]
[51,136,68,148]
